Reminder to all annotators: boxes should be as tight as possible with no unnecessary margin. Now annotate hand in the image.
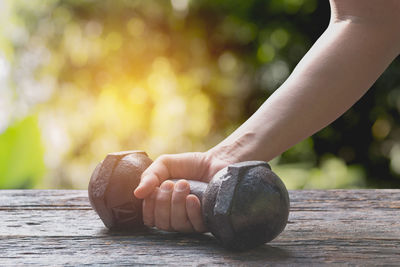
[134,151,233,233]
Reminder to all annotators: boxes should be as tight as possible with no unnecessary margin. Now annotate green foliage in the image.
[274,156,366,190]
[0,115,45,188]
[0,0,398,189]
[273,139,366,189]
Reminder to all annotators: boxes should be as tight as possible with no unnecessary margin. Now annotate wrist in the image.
[208,132,257,163]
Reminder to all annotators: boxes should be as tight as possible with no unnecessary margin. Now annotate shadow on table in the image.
[98,227,292,263]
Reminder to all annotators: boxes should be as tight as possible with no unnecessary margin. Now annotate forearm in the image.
[211,7,400,163]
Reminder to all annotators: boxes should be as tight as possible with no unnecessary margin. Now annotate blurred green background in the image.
[0,0,399,189]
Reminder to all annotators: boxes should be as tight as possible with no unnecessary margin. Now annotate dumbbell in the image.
[88,151,290,251]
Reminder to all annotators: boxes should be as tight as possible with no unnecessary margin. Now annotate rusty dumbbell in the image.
[88,151,290,250]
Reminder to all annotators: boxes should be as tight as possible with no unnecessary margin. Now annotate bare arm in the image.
[134,0,400,233]
[210,0,400,164]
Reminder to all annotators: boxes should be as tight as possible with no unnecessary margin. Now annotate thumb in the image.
[134,152,210,199]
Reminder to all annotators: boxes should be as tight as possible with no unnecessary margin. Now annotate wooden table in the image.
[0,190,399,266]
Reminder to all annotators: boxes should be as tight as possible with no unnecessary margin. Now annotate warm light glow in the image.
[0,0,378,190]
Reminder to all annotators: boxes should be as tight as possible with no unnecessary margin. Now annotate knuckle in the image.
[191,220,207,233]
[143,218,153,227]
[191,223,204,233]
[142,206,153,218]
[155,221,170,231]
[157,154,171,164]
[155,198,170,210]
[156,193,170,204]
[142,213,154,226]
[156,190,172,203]
[171,221,192,233]
[142,199,153,212]
[174,226,192,233]
[171,194,185,205]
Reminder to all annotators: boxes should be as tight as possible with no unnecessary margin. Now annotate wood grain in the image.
[0,189,399,266]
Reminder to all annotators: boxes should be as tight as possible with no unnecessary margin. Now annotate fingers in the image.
[142,190,157,227]
[141,179,206,233]
[170,180,193,232]
[133,151,213,233]
[186,194,208,233]
[154,180,174,231]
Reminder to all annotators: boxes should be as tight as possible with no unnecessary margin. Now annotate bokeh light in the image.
[0,0,399,189]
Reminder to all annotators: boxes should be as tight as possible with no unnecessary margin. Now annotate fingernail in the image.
[133,186,140,195]
[134,181,143,192]
[160,181,173,192]
[175,181,188,192]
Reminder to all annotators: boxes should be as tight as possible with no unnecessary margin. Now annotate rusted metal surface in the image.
[202,161,289,250]
[88,151,289,251]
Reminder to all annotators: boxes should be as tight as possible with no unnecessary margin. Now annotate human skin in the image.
[134,0,400,233]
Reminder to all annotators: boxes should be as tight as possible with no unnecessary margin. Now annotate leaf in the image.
[0,115,45,188]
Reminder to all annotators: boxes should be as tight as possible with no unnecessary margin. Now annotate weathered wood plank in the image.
[0,189,399,266]
[2,189,399,210]
[0,235,398,266]
[0,190,89,208]
[1,206,399,239]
